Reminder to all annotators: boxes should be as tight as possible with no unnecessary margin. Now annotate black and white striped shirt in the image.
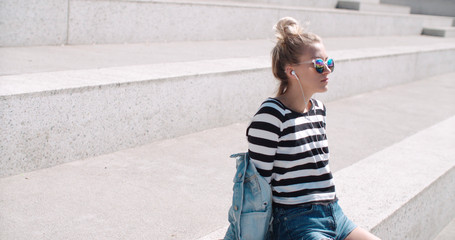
[247,98,336,207]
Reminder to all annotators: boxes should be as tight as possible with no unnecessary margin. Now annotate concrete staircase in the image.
[1,0,454,239]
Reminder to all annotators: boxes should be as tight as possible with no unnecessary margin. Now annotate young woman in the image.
[247,17,381,240]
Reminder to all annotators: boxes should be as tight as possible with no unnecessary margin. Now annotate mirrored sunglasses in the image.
[298,58,335,74]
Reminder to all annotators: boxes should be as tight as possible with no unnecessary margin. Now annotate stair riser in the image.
[423,28,455,38]
[0,70,273,177]
[372,167,455,240]
[2,47,454,177]
[0,0,68,47]
[1,0,453,47]
[67,1,448,44]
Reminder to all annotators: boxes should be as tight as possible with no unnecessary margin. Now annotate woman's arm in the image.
[247,102,283,184]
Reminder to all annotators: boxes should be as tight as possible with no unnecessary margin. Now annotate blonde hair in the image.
[271,17,322,96]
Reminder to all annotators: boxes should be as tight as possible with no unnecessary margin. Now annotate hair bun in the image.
[274,17,304,42]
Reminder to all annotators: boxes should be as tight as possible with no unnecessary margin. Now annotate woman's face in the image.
[293,42,332,95]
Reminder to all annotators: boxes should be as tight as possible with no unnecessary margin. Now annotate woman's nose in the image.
[323,64,332,74]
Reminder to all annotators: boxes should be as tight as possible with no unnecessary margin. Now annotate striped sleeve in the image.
[247,101,284,184]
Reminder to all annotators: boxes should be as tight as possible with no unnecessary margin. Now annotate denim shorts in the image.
[272,201,357,240]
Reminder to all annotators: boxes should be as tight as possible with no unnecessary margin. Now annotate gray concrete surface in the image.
[336,116,455,239]
[2,35,454,76]
[2,36,454,177]
[1,73,454,239]
[433,218,455,240]
[325,72,455,171]
[0,0,68,47]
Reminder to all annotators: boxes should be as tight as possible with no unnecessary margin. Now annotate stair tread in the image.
[1,72,454,239]
[2,35,454,77]
[1,35,455,97]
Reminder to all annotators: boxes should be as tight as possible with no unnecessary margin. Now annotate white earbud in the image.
[291,70,299,80]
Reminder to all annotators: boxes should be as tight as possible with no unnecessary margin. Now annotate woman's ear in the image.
[285,66,294,79]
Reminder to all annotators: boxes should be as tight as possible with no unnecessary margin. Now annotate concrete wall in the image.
[381,0,455,17]
[0,0,69,46]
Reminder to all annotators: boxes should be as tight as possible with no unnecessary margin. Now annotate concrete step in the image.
[1,36,455,177]
[423,26,455,38]
[336,1,411,14]
[1,0,454,46]
[3,35,455,76]
[332,116,455,240]
[1,74,454,239]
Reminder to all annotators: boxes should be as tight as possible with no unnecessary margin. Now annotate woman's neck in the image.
[277,89,313,113]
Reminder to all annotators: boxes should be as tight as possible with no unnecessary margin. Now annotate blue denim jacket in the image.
[224,152,273,240]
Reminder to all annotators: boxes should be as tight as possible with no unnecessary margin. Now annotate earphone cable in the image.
[294,72,328,158]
